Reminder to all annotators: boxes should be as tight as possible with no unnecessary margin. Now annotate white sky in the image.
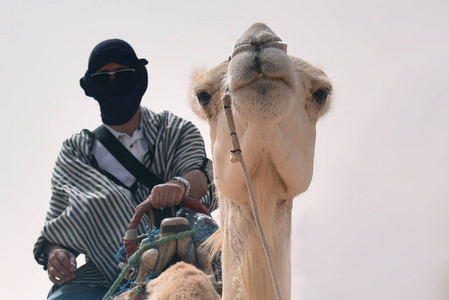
[1,1,448,299]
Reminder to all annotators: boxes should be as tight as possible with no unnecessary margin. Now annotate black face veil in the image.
[80,39,148,125]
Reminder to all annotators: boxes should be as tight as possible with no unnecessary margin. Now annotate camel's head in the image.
[190,23,332,203]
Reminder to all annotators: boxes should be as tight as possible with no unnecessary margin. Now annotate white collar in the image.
[103,116,145,140]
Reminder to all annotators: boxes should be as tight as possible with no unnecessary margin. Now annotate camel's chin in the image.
[232,78,295,124]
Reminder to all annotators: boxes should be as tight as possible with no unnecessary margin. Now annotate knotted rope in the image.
[222,90,283,300]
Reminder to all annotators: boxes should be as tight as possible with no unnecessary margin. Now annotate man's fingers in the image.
[50,260,75,281]
[48,272,64,286]
[58,255,76,275]
[60,252,77,271]
[48,249,77,283]
[151,192,161,209]
[166,188,182,207]
[48,265,67,286]
[150,184,184,209]
[70,255,77,269]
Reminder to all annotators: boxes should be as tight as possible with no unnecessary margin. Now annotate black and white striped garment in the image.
[33,107,217,289]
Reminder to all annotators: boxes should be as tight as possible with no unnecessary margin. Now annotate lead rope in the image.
[222,90,283,300]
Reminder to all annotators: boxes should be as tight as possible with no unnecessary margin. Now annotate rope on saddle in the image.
[102,229,195,300]
[124,195,210,259]
[222,90,283,300]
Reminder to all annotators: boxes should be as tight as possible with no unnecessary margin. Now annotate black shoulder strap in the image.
[93,125,163,190]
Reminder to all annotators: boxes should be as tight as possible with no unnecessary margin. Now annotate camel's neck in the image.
[220,194,293,300]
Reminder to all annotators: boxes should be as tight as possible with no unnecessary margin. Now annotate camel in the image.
[111,22,332,300]
[189,22,332,299]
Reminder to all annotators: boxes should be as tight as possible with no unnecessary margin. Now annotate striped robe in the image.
[33,107,217,288]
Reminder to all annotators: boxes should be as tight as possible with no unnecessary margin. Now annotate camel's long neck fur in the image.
[220,159,293,300]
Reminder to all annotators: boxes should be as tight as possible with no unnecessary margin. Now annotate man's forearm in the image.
[181,169,208,198]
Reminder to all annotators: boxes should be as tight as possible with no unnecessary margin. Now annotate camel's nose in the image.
[230,40,288,59]
[248,36,263,48]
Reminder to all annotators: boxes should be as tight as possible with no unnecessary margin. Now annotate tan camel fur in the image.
[114,262,220,300]
[189,23,332,299]
[112,22,331,300]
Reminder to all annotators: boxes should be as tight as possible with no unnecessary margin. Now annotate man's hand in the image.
[144,169,208,210]
[149,181,185,209]
[46,244,77,286]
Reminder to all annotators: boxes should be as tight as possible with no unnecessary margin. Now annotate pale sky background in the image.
[1,1,448,299]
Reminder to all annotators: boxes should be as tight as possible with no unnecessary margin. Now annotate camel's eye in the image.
[197,91,212,106]
[313,89,328,105]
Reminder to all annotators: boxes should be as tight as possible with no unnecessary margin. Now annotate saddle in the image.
[132,216,216,284]
[108,211,222,300]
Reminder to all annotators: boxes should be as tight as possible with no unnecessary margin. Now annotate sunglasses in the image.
[90,68,136,83]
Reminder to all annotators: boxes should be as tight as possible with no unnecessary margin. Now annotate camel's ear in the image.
[292,57,333,121]
[189,62,228,120]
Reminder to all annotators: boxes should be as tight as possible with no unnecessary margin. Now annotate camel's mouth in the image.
[235,72,291,91]
[228,43,296,94]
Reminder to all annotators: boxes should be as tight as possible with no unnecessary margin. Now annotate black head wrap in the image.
[80,39,148,125]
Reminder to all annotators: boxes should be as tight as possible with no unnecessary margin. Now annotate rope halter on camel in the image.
[222,87,283,300]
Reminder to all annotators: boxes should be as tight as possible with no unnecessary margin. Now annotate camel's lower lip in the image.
[228,47,294,92]
[231,75,291,93]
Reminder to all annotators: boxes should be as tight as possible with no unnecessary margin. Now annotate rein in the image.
[222,88,283,300]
